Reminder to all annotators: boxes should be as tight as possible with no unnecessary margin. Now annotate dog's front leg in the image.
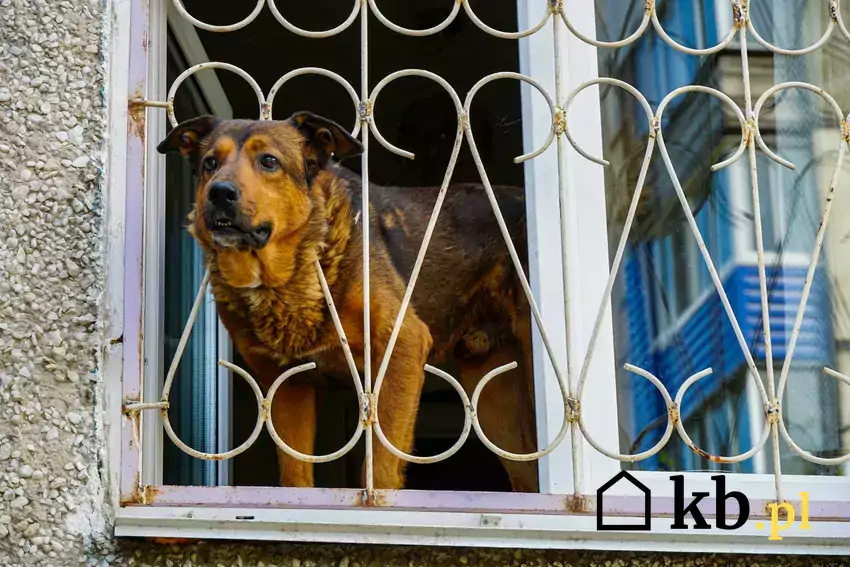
[231,347,316,487]
[364,316,432,490]
[270,381,317,487]
[215,306,318,488]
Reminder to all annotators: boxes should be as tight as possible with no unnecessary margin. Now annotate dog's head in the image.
[157,112,363,287]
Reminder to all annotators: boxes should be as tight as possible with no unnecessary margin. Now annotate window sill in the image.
[114,504,850,554]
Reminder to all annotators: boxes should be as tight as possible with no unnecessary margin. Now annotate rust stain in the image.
[687,442,724,463]
[667,402,680,425]
[128,92,147,144]
[133,411,142,447]
[122,395,141,418]
[732,2,747,29]
[120,483,160,506]
[359,488,389,507]
[143,484,161,502]
[202,452,227,461]
[565,397,581,423]
[565,493,590,514]
[120,472,144,506]
[119,496,137,506]
[763,500,791,518]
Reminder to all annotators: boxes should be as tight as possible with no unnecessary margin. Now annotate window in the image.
[111,0,850,552]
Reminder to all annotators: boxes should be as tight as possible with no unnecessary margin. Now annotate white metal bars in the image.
[122,0,850,506]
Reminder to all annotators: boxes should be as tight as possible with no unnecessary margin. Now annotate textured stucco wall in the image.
[0,0,112,565]
[0,1,848,566]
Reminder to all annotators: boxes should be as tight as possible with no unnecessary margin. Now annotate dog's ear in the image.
[289,111,363,177]
[156,115,221,166]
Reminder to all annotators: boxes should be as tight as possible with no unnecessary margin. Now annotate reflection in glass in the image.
[597,0,849,475]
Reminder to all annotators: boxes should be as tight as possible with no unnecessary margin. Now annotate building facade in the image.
[0,0,848,565]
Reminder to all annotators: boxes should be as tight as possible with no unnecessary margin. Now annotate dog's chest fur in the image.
[199,171,359,367]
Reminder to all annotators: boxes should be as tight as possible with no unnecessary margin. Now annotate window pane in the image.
[598,0,849,474]
[161,34,223,486]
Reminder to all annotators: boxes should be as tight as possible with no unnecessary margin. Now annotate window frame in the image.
[105,0,850,553]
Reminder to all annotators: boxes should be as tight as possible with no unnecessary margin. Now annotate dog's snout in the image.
[209,181,240,207]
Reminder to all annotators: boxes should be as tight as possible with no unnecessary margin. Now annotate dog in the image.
[157,112,539,492]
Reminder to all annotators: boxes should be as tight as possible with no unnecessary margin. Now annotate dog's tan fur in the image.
[157,112,538,491]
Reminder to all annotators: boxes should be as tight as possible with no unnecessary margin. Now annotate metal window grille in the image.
[119,0,850,531]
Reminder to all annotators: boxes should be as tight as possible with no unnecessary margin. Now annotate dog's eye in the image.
[260,155,279,172]
[203,157,218,173]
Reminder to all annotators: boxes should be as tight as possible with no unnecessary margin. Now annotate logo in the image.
[596,471,651,531]
[596,471,811,540]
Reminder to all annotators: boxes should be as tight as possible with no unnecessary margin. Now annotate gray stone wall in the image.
[0,0,111,565]
[0,1,847,566]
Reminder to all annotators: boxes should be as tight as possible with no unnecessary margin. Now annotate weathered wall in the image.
[0,1,848,566]
[0,0,112,564]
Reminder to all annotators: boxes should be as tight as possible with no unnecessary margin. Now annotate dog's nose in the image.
[208,181,240,207]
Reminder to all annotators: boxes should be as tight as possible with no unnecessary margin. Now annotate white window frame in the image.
[102,0,850,554]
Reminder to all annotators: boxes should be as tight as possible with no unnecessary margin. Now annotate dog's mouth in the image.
[213,219,236,230]
[207,216,272,249]
[211,219,252,234]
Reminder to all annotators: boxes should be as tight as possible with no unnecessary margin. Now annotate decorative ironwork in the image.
[124,0,850,506]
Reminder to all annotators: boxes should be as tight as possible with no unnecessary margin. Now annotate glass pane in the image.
[597,0,849,475]
[161,33,224,486]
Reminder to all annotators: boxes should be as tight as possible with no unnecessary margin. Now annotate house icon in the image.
[596,470,651,531]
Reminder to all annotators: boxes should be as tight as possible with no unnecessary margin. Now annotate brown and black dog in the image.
[157,112,538,492]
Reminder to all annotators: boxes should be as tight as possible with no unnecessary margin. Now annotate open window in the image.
[152,0,545,493]
[112,0,850,552]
